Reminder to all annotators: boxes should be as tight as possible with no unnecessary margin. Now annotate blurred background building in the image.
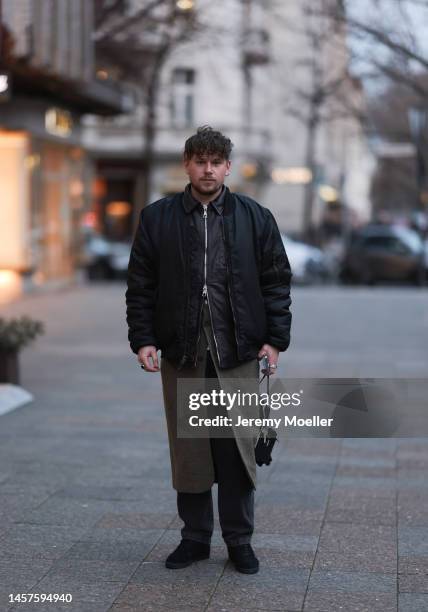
[84,0,374,242]
[0,0,133,299]
[1,0,427,299]
[83,0,273,243]
[260,0,375,238]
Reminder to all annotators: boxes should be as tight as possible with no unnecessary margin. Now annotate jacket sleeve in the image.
[259,209,292,351]
[125,207,159,354]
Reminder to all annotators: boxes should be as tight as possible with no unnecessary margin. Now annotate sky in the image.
[347,0,428,95]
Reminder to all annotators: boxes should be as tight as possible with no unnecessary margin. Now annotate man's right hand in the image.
[138,346,159,372]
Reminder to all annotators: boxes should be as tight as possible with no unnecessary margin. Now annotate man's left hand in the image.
[257,344,279,375]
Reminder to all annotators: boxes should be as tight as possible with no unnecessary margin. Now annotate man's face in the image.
[184,153,231,197]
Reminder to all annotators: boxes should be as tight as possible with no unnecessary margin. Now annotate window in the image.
[363,235,410,255]
[170,68,195,128]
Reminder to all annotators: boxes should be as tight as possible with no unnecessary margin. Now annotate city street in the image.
[0,284,427,611]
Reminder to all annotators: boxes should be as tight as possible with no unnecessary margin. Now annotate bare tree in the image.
[93,0,205,211]
[272,0,428,238]
[329,0,428,219]
[327,0,428,100]
[271,0,362,240]
[368,73,428,216]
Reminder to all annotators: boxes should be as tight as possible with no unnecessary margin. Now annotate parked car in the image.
[339,224,427,285]
[281,235,330,284]
[82,233,131,281]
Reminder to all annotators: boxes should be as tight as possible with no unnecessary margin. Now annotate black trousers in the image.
[176,349,255,547]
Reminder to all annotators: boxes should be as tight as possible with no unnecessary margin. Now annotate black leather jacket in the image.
[126,185,292,370]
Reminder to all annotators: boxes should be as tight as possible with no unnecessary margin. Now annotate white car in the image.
[83,233,131,280]
[281,234,329,284]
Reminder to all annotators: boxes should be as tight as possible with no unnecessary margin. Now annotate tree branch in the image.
[94,0,165,42]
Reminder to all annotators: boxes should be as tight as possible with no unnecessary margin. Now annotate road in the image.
[0,284,427,611]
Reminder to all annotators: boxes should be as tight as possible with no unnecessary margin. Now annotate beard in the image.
[193,180,222,197]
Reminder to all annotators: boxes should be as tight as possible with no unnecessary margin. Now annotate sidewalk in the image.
[0,285,427,611]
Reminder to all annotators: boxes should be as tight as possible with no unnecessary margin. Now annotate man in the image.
[126,126,292,574]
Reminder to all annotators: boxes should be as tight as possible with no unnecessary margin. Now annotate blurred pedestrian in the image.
[126,126,292,574]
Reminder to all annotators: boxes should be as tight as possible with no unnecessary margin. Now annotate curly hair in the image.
[183,126,234,161]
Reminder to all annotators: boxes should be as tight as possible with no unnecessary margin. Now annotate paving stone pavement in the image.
[0,284,427,612]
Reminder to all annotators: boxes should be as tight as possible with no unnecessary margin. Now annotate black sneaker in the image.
[227,543,259,574]
[165,539,210,569]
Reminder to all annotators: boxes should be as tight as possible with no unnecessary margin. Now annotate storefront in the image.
[0,70,133,301]
[91,160,142,242]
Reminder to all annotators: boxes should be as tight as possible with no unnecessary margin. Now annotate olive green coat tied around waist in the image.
[161,301,261,494]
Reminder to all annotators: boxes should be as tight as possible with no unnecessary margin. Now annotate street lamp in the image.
[176,0,194,10]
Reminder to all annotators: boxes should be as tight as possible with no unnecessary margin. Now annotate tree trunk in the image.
[302,115,318,242]
[140,47,170,216]
[140,85,157,212]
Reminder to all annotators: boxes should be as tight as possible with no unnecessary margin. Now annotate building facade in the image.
[0,0,133,301]
[82,0,272,239]
[83,0,374,241]
[262,0,375,236]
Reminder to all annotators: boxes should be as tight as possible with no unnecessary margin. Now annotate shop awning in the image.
[6,62,135,116]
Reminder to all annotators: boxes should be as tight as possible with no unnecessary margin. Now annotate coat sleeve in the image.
[125,207,159,354]
[259,209,292,351]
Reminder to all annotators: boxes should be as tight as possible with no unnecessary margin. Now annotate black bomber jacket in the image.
[125,185,292,370]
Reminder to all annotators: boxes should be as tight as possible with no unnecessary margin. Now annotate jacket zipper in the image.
[193,295,205,368]
[205,289,221,366]
[193,204,209,367]
[201,203,222,367]
[222,218,240,357]
[202,203,208,300]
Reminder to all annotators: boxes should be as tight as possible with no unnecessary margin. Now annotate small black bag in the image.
[255,357,278,467]
[255,427,278,466]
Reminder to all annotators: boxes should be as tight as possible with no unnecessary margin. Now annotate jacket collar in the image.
[182,183,231,215]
